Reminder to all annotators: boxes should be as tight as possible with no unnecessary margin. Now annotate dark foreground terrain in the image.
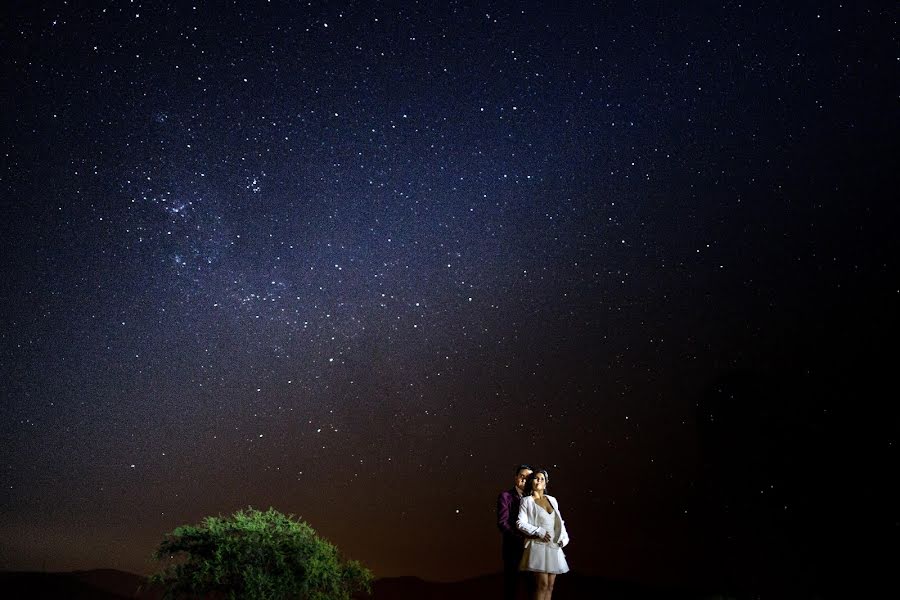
[0,569,828,599]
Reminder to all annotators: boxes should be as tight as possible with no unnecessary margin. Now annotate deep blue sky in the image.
[1,1,896,591]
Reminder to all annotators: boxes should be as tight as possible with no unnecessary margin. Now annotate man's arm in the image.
[496,492,515,534]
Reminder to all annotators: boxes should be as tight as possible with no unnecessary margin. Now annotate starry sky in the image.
[1,0,897,592]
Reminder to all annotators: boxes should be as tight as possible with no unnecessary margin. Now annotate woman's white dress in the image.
[519,504,569,574]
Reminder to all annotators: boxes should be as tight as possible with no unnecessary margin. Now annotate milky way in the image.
[1,1,896,590]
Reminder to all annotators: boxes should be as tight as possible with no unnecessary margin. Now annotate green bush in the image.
[152,507,372,600]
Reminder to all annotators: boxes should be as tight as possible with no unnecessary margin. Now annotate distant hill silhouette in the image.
[0,568,809,599]
[0,569,161,599]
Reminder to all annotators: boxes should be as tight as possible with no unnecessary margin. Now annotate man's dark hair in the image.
[515,464,533,474]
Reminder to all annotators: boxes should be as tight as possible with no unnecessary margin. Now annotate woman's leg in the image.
[545,573,556,599]
[533,572,550,600]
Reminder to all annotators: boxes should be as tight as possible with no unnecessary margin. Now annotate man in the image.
[497,464,533,600]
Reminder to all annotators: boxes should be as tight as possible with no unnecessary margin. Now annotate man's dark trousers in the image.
[497,489,525,600]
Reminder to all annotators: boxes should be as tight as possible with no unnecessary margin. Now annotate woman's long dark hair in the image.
[523,468,550,496]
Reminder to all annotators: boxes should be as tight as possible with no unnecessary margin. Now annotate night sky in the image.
[1,0,897,593]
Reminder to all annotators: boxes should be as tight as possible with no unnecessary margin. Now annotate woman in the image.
[516,469,569,600]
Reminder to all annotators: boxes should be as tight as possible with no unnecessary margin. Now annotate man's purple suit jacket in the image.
[497,488,526,564]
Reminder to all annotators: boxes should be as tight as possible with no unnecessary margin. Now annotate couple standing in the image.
[497,464,570,600]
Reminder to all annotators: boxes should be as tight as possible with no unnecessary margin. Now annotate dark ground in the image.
[0,568,843,599]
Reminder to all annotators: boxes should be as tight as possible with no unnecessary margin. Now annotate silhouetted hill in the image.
[0,569,161,599]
